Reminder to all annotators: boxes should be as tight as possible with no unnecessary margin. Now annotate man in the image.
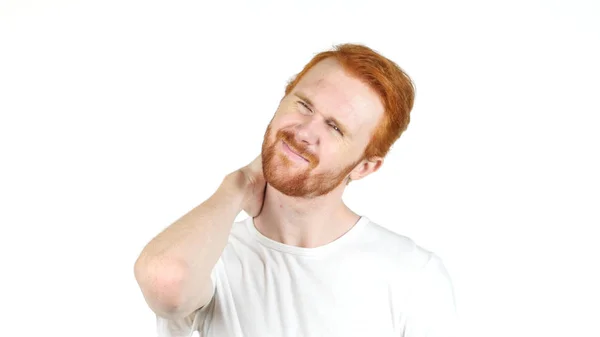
[134,43,458,337]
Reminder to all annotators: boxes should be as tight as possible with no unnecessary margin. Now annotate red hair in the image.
[284,43,415,160]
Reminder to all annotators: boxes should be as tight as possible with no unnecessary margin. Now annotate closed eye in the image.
[298,100,311,111]
[297,99,343,136]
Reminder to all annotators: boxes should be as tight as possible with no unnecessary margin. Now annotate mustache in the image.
[278,130,318,164]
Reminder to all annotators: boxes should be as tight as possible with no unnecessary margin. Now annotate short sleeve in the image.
[156,309,201,337]
[155,265,218,337]
[403,253,459,337]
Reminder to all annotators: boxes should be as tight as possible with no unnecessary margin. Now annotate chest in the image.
[207,251,407,337]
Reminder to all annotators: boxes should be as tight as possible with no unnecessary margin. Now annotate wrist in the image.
[220,172,249,205]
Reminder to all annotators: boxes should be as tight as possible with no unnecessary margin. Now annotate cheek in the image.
[319,147,343,167]
[270,118,302,137]
[324,146,358,167]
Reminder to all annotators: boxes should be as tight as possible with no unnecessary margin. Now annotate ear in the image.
[349,156,384,181]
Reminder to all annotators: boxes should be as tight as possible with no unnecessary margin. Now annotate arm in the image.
[134,156,266,320]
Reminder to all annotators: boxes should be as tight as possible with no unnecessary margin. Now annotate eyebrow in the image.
[293,92,351,137]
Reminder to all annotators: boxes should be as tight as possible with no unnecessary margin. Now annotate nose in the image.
[294,118,321,146]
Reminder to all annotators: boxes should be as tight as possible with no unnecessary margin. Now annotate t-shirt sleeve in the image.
[155,266,218,337]
[403,253,459,337]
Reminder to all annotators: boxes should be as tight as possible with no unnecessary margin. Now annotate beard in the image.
[261,124,362,198]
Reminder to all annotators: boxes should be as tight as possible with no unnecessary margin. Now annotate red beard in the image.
[261,124,362,198]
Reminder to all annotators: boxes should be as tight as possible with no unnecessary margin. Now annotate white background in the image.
[1,1,599,336]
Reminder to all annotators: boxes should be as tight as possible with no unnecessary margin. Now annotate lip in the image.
[281,140,309,162]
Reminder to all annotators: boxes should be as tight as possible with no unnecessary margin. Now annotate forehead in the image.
[291,58,384,139]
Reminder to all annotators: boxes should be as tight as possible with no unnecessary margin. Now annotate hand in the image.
[227,155,267,217]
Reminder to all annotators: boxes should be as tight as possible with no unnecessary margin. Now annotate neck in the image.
[253,184,361,248]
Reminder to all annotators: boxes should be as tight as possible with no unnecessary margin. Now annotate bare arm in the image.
[134,156,265,320]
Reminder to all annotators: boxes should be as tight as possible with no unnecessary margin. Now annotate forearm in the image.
[134,172,247,308]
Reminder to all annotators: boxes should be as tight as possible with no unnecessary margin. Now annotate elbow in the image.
[134,255,187,315]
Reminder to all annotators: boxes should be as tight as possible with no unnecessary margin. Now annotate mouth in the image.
[281,140,309,162]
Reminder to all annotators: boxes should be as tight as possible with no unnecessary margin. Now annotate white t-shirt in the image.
[156,216,458,337]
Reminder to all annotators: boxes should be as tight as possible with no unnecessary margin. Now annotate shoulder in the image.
[220,216,261,254]
[358,217,433,270]
[362,218,456,297]
[230,216,251,236]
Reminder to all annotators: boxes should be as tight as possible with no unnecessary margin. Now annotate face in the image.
[261,57,385,198]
